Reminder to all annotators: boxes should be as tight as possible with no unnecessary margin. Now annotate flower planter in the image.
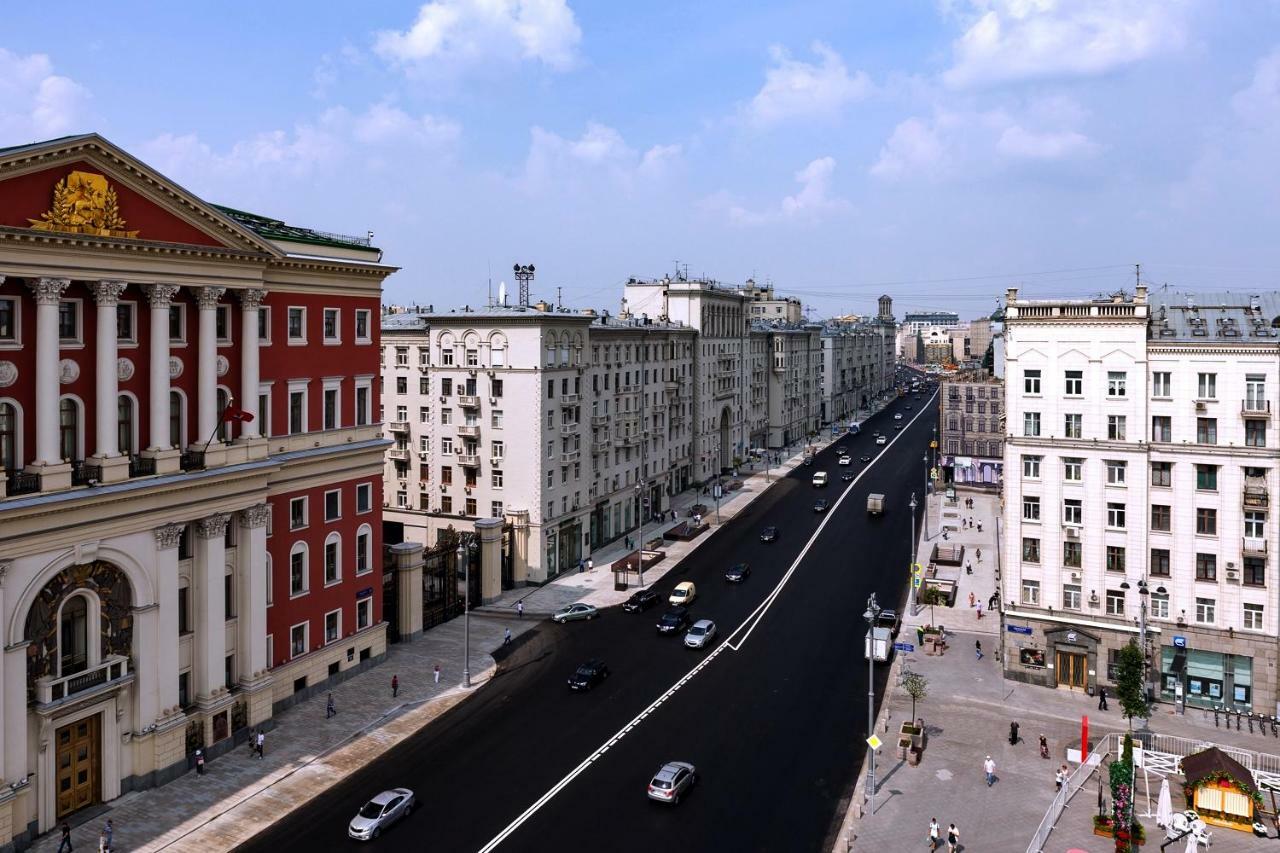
[1093,826,1114,838]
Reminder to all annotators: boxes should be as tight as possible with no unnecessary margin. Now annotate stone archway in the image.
[24,561,134,694]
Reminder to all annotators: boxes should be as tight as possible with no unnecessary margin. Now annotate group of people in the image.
[56,818,113,852]
[927,818,961,851]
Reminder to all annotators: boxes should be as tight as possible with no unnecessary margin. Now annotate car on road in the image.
[647,761,697,804]
[623,588,661,613]
[877,609,902,638]
[876,435,888,445]
[657,606,691,634]
[684,619,717,649]
[725,562,751,582]
[860,455,872,462]
[894,413,903,420]
[894,424,903,430]
[567,659,610,691]
[813,498,830,513]
[838,455,852,465]
[905,405,912,410]
[836,445,848,455]
[348,788,415,840]
[552,602,598,623]
[759,526,779,543]
[841,472,855,482]
[669,581,697,606]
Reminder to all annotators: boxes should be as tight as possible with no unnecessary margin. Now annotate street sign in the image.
[911,562,923,575]
[930,467,940,480]
[912,576,922,589]
[712,484,723,500]
[894,642,915,652]
[1007,625,1033,635]
[930,439,938,449]
[866,734,882,751]
[1173,635,1187,648]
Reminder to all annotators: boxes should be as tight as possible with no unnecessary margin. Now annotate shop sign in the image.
[1172,635,1187,648]
[1007,625,1032,635]
[357,587,374,599]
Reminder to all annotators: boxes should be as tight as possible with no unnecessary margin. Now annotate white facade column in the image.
[153,524,183,716]
[3,641,27,787]
[236,505,270,683]
[238,289,266,440]
[144,285,179,453]
[195,287,226,446]
[26,277,69,465]
[192,513,228,703]
[90,281,127,459]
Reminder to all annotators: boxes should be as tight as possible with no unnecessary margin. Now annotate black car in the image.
[657,607,691,634]
[894,424,903,430]
[835,446,847,455]
[759,526,779,543]
[860,455,872,462]
[567,659,610,691]
[725,562,751,583]
[841,472,855,482]
[813,499,830,513]
[623,588,661,613]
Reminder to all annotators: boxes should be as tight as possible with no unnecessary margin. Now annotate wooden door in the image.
[1055,651,1087,689]
[55,715,99,818]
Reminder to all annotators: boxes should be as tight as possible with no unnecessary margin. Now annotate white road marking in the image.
[475,390,937,853]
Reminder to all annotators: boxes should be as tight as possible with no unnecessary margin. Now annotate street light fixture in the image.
[908,493,919,616]
[1119,579,1165,710]
[457,540,471,688]
[634,481,646,586]
[863,592,881,807]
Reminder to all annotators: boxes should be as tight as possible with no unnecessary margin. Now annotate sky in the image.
[3,0,1280,319]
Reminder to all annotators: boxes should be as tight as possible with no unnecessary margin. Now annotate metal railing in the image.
[129,456,156,478]
[6,469,40,496]
[70,460,98,486]
[1026,750,1107,853]
[179,450,206,471]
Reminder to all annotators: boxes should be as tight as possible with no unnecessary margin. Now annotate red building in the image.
[0,134,395,845]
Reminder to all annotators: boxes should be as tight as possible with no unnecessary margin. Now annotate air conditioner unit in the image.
[1065,527,1080,539]
[1195,401,1207,412]
[489,397,497,404]
[1069,571,1081,583]
[1226,568,1240,582]
[1088,592,1100,606]
[438,483,446,491]
[491,457,504,466]
[439,396,446,402]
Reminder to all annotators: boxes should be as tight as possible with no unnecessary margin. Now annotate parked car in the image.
[348,789,414,841]
[647,761,697,804]
[835,445,848,455]
[684,619,717,649]
[894,413,903,420]
[814,498,830,513]
[552,602,598,623]
[623,588,661,613]
[669,581,697,606]
[759,526,779,543]
[877,609,902,637]
[657,607,691,634]
[725,562,751,582]
[567,659,611,691]
[860,455,872,462]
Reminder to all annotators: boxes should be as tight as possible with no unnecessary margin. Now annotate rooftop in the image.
[213,205,377,252]
[1148,290,1280,342]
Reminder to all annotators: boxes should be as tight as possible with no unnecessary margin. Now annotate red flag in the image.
[222,407,255,424]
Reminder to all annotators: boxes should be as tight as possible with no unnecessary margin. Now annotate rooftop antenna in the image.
[557,286,563,311]
[514,263,535,307]
[1135,263,1140,290]
[487,260,492,307]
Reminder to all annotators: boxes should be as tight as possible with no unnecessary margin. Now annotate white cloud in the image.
[724,156,848,225]
[996,126,1097,159]
[746,42,873,126]
[869,117,949,180]
[375,0,581,72]
[521,122,681,193]
[943,0,1191,89]
[0,48,91,143]
[1232,47,1280,129]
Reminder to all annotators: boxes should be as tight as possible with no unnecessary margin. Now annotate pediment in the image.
[0,134,278,255]
[1100,347,1135,363]
[1019,346,1048,362]
[1057,347,1089,363]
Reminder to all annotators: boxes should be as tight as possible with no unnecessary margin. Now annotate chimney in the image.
[532,300,552,313]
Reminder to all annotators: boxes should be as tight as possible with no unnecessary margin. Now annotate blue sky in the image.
[3,0,1279,318]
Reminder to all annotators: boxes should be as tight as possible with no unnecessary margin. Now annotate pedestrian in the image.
[57,821,72,853]
[103,819,113,853]
[968,591,975,608]
[256,729,265,759]
[946,823,959,852]
[989,592,998,610]
[1098,686,1109,711]
[1054,765,1065,791]
[1039,734,1049,759]
[916,625,925,647]
[975,547,982,562]
[98,831,106,853]
[392,674,399,698]
[433,663,441,684]
[977,602,983,619]
[326,693,336,718]
[928,817,940,850]
[1009,721,1019,745]
[942,529,949,541]
[977,521,983,533]
[578,558,585,574]
[587,557,594,572]
[195,748,205,775]
[516,601,524,619]
[504,628,512,645]
[975,639,983,660]
[984,754,996,786]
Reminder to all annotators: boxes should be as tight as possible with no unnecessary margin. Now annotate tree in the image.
[1114,642,1149,730]
[902,670,929,721]
[981,342,994,372]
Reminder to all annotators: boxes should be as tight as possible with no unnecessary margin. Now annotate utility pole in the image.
[864,593,881,807]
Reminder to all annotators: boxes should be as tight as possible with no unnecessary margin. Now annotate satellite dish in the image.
[498,281,507,305]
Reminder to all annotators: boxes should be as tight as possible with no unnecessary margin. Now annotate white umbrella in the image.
[1183,831,1198,853]
[1156,777,1174,827]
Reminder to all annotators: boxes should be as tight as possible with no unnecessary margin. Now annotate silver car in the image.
[552,602,599,623]
[684,619,717,649]
[348,788,414,840]
[647,761,697,804]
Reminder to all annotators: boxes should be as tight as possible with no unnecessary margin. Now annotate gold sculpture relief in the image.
[29,170,140,238]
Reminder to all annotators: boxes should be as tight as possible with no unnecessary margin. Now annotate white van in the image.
[812,471,828,487]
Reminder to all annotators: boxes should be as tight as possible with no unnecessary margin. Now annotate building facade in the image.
[758,322,822,446]
[818,296,898,427]
[939,372,1004,487]
[1001,285,1280,715]
[0,135,392,847]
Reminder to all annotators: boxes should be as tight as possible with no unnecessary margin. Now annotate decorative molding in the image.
[195,286,227,311]
[58,358,80,384]
[0,560,8,587]
[239,288,268,311]
[168,356,184,379]
[27,277,70,306]
[0,361,16,388]
[196,513,230,539]
[90,280,128,306]
[216,355,229,377]
[143,283,180,308]
[240,503,271,528]
[154,523,184,550]
[117,357,135,382]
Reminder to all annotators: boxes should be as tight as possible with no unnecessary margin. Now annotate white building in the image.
[1001,285,1280,713]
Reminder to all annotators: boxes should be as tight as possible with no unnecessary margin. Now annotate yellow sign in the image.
[911,562,924,576]
[930,440,937,448]
[866,734,883,750]
[30,170,140,238]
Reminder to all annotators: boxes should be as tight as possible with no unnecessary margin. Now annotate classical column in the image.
[476,517,504,603]
[238,289,266,440]
[144,285,179,453]
[27,278,69,466]
[3,638,28,788]
[91,282,130,482]
[153,524,183,716]
[195,287,226,447]
[192,513,229,704]
[236,505,270,685]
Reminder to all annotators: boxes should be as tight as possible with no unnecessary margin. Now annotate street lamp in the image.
[634,481,646,586]
[864,593,881,806]
[1119,579,1165,711]
[922,453,931,540]
[908,493,918,616]
[457,540,471,688]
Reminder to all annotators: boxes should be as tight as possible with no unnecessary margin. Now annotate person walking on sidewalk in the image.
[1054,765,1065,791]
[57,822,72,853]
[984,755,996,787]
[977,601,984,619]
[195,749,205,775]
[256,729,265,759]
[1097,686,1109,711]
[326,693,336,718]
[928,817,940,850]
[433,663,441,684]
[504,628,512,645]
[392,674,399,698]
[517,600,524,619]
[989,591,999,610]
[946,823,959,853]
[103,819,113,852]
[975,639,983,660]
[578,558,585,574]
[587,557,594,572]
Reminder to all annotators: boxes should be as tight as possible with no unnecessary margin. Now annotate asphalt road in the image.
[242,385,937,853]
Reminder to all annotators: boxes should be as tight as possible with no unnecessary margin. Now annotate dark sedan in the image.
[623,588,660,613]
[813,499,830,513]
[657,607,691,635]
[567,659,610,691]
[841,472,855,482]
[759,526,779,543]
[725,562,751,583]
[860,455,872,463]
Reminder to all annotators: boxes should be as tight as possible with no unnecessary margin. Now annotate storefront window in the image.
[1162,645,1253,710]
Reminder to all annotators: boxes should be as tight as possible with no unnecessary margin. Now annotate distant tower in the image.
[514,264,535,307]
[878,294,893,322]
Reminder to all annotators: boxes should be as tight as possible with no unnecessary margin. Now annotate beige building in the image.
[939,372,1005,487]
[741,279,803,324]
[820,295,898,425]
[758,321,822,446]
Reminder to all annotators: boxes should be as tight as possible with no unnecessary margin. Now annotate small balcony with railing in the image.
[561,449,581,463]
[560,394,581,406]
[457,424,481,438]
[1244,478,1269,509]
[388,447,410,462]
[591,414,610,427]
[1242,398,1271,418]
[35,655,131,708]
[559,420,580,435]
[1243,536,1269,556]
[457,395,481,409]
[388,420,410,433]
[457,454,481,467]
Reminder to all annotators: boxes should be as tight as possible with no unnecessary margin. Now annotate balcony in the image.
[36,655,130,706]
[559,421,580,434]
[1242,399,1271,417]
[561,450,581,463]
[179,451,205,472]
[457,395,480,409]
[1244,482,1269,509]
[457,454,481,467]
[560,394,580,406]
[128,456,156,478]
[457,425,481,438]
[591,414,610,427]
[388,448,410,461]
[1244,536,1268,556]
[389,420,410,433]
[592,436,612,453]
[5,469,40,497]
[71,460,98,487]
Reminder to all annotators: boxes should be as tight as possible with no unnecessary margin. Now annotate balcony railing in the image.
[1242,399,1271,416]
[457,454,481,467]
[179,451,205,472]
[129,456,156,478]
[36,655,130,705]
[1243,536,1268,556]
[560,394,580,406]
[1244,485,1269,509]
[388,421,410,433]
[6,469,40,496]
[388,448,410,461]
[591,414,610,427]
[559,421,579,434]
[561,450,581,463]
[457,425,481,438]
[70,460,98,487]
[458,395,480,409]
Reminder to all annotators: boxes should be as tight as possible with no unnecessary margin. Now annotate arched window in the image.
[117,394,134,456]
[324,531,342,585]
[216,388,232,442]
[0,401,17,472]
[356,523,373,574]
[58,397,80,461]
[59,594,90,676]
[170,390,185,449]
[289,542,308,596]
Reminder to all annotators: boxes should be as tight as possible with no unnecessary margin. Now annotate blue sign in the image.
[893,642,915,652]
[357,586,374,599]
[1173,635,1187,648]
[1007,625,1033,635]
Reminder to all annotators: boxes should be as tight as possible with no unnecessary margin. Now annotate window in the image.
[395,347,409,367]
[1063,458,1082,481]
[1247,420,1267,447]
[116,302,136,343]
[290,622,308,658]
[355,380,371,426]
[1196,418,1217,445]
[216,387,233,442]
[0,297,16,343]
[1151,548,1171,577]
[169,304,185,343]
[1195,507,1217,536]
[1244,556,1266,586]
[1151,416,1171,442]
[58,397,79,461]
[491,500,504,518]
[1106,371,1127,397]
[1150,592,1169,619]
[1106,460,1126,485]
[418,377,429,395]
[1063,540,1082,568]
[58,300,80,342]
[1244,603,1264,631]
[324,534,341,585]
[441,437,454,455]
[1151,461,1172,487]
[1107,502,1126,528]
[1064,370,1082,396]
[1021,579,1041,605]
[1023,412,1041,437]
[290,544,308,596]
[1063,498,1082,525]
[440,466,453,485]
[1022,537,1040,563]
[117,394,134,456]
[396,376,408,395]
[0,402,16,471]
[466,348,479,368]
[356,526,372,574]
[1245,510,1265,539]
[492,409,504,428]
[323,385,339,430]
[224,574,235,620]
[1151,505,1171,532]
[357,598,373,631]
[1022,495,1041,521]
[178,671,191,709]
[1197,372,1217,399]
[1064,413,1082,439]
[357,483,372,514]
[1152,371,1171,397]
[289,496,308,530]
[1195,464,1218,491]
[1023,369,1041,394]
[177,585,190,634]
[1105,545,1125,573]
[491,440,505,460]
[1107,415,1126,441]
[322,308,340,343]
[355,309,371,343]
[396,490,407,508]
[1063,584,1082,610]
[1022,455,1041,478]
[1195,553,1217,581]
[1194,597,1215,625]
[289,387,307,434]
[258,306,271,343]
[465,497,477,516]
[215,304,232,343]
[1106,589,1125,616]
[492,469,504,488]
[324,489,341,521]
[441,495,453,514]
[492,379,504,398]
[288,307,306,342]
[440,343,454,366]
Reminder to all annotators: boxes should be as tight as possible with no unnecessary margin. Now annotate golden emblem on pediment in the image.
[29,170,140,238]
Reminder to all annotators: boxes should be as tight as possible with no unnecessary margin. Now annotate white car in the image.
[894,413,903,421]
[876,435,887,445]
[838,455,852,466]
[349,788,414,840]
[684,619,717,648]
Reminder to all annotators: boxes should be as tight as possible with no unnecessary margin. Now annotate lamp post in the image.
[864,592,881,806]
[634,481,646,586]
[1119,579,1165,720]
[922,453,931,540]
[908,493,919,616]
[457,540,471,688]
